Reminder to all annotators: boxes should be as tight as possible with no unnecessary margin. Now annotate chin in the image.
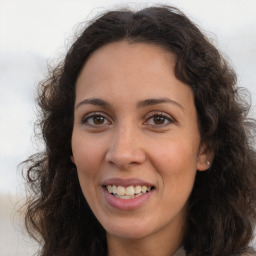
[103,217,154,240]
[107,227,151,240]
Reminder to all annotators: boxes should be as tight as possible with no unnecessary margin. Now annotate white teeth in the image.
[142,186,148,193]
[135,185,142,194]
[107,185,113,193]
[105,185,153,198]
[117,195,135,199]
[126,186,135,196]
[112,185,117,194]
[117,186,125,196]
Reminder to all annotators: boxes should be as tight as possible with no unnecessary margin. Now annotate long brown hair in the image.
[22,5,256,256]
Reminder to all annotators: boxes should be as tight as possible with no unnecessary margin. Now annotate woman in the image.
[23,5,256,256]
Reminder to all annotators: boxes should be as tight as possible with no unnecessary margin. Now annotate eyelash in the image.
[144,112,175,127]
[81,112,111,127]
[81,112,175,128]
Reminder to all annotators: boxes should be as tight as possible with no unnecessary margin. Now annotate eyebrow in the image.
[75,97,183,110]
[136,97,183,110]
[75,98,111,109]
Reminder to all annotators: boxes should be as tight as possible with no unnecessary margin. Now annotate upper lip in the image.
[102,178,155,188]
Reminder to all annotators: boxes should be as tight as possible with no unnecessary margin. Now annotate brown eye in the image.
[145,113,174,127]
[82,113,111,127]
[93,116,105,125]
[153,115,166,125]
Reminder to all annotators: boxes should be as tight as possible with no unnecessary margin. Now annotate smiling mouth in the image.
[104,185,155,199]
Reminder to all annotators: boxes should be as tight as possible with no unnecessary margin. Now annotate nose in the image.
[105,126,146,169]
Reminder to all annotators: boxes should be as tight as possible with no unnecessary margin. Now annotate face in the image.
[71,41,209,242]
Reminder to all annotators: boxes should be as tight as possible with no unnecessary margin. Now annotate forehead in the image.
[81,40,175,74]
[75,41,193,108]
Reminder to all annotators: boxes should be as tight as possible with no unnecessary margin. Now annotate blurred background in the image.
[0,0,256,255]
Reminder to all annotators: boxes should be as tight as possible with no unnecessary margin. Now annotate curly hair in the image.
[22,5,256,256]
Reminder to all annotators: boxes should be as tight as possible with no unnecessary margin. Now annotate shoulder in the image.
[241,248,256,256]
[173,247,186,256]
[236,249,256,256]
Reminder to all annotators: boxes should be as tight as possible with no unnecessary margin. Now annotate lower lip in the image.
[103,187,154,211]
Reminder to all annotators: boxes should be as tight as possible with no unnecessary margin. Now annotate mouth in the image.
[102,178,155,210]
[104,185,155,199]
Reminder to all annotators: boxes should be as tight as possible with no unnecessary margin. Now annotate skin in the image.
[71,41,210,256]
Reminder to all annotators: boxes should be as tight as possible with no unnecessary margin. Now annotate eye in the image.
[81,113,111,127]
[145,113,174,127]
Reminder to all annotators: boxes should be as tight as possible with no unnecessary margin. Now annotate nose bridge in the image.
[105,121,146,168]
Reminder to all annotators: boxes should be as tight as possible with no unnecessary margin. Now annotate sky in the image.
[0,0,256,195]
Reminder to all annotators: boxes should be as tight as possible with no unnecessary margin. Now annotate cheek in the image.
[149,138,198,194]
[72,141,105,213]
[152,138,198,171]
[71,134,107,199]
[72,134,105,172]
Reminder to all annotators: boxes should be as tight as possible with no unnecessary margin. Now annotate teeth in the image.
[105,185,152,198]
[117,186,125,196]
[126,186,135,196]
[115,194,142,199]
[135,185,142,194]
[107,185,113,193]
[112,185,117,194]
[142,186,148,193]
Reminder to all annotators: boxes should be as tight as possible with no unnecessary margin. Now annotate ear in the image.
[70,155,75,163]
[196,143,214,171]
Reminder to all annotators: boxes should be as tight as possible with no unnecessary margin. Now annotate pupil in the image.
[93,116,104,124]
[154,116,164,124]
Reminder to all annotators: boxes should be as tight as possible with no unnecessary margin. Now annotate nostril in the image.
[105,142,147,168]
